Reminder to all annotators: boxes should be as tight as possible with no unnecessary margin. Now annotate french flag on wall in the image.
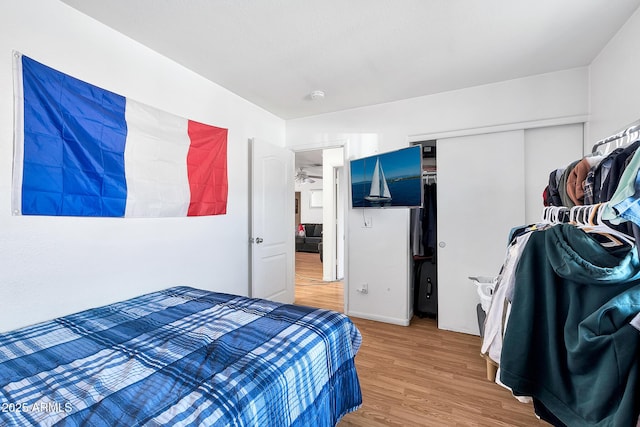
[12,53,228,217]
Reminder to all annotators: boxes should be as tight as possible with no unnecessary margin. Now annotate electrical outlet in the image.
[362,217,372,228]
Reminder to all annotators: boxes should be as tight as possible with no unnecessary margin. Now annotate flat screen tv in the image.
[350,145,423,208]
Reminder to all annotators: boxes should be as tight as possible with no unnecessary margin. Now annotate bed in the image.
[0,286,362,426]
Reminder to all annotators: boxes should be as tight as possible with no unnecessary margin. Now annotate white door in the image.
[437,130,525,335]
[335,167,345,280]
[250,138,295,303]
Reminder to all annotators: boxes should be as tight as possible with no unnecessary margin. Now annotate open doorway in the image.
[294,147,345,312]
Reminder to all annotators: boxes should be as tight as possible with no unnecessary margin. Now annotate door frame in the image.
[334,165,345,280]
[295,191,301,227]
[320,148,345,283]
[292,142,347,309]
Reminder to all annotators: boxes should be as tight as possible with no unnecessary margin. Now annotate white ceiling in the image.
[60,0,640,122]
[58,0,640,172]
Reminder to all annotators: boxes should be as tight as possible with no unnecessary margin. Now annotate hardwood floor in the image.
[295,251,344,313]
[294,251,546,427]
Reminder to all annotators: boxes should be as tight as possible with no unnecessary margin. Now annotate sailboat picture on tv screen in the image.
[350,145,423,208]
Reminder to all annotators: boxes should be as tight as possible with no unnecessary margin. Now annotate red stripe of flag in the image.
[186,120,228,216]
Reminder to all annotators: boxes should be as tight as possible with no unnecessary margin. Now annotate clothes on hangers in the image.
[593,147,625,203]
[481,229,535,366]
[583,168,597,205]
[410,178,437,257]
[410,208,424,256]
[481,214,640,423]
[600,140,640,203]
[496,124,640,425]
[499,224,640,427]
[544,142,640,239]
[603,146,640,227]
[567,155,603,206]
[422,181,437,257]
[546,147,639,209]
[558,159,581,207]
[547,168,565,206]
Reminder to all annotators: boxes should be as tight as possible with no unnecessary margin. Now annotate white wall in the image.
[287,69,588,326]
[287,68,588,146]
[588,7,640,147]
[294,180,323,224]
[0,1,285,332]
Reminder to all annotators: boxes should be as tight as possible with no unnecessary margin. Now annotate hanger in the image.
[541,206,569,224]
[541,206,555,224]
[569,205,591,226]
[422,171,437,184]
[591,120,640,155]
[577,204,635,247]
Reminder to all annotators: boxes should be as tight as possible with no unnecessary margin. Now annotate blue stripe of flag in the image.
[21,55,128,216]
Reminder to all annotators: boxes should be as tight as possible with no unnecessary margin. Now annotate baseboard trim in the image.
[346,310,410,326]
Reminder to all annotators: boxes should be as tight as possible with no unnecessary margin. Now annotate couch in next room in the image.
[295,223,323,253]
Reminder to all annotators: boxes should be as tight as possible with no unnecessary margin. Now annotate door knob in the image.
[255,237,264,244]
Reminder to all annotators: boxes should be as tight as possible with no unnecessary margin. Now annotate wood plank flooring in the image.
[294,251,547,427]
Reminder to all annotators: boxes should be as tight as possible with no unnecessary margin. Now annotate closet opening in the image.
[411,140,438,319]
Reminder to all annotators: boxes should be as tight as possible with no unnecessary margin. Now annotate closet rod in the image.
[591,119,640,154]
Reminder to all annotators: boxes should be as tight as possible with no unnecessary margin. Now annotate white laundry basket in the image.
[469,276,497,312]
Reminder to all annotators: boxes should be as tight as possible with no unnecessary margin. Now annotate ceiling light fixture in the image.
[310,90,325,101]
[295,168,321,184]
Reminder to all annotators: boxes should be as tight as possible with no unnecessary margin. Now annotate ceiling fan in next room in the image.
[295,168,322,184]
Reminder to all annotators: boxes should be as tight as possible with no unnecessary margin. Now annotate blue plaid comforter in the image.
[0,286,362,426]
